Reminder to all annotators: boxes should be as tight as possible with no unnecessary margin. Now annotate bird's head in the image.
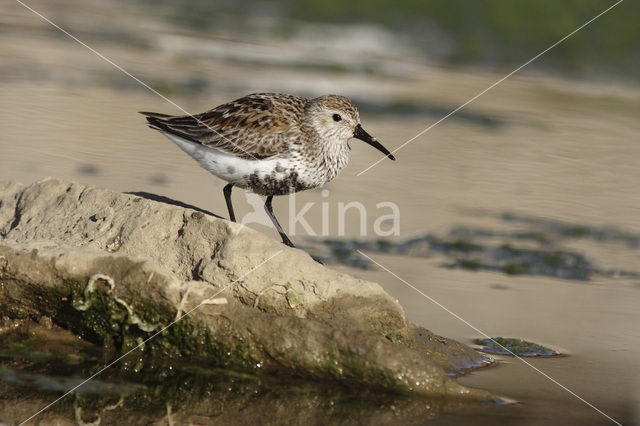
[306,95,395,160]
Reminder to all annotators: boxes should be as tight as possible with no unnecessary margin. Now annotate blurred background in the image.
[1,0,639,424]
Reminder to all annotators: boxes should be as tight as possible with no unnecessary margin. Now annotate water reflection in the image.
[0,322,496,424]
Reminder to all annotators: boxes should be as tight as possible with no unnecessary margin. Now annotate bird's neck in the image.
[315,137,351,183]
[296,122,350,184]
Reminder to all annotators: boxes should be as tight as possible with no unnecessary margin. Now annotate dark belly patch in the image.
[244,169,308,195]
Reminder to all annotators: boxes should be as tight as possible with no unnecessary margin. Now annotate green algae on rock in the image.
[305,216,640,280]
[473,337,560,357]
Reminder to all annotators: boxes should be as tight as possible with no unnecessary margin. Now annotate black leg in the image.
[223,184,236,222]
[264,196,295,248]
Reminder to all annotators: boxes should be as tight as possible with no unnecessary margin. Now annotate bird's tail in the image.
[138,111,173,132]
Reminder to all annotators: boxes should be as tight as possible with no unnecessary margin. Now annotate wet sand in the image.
[1,1,640,423]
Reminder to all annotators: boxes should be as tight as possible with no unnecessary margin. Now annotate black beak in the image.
[353,124,395,161]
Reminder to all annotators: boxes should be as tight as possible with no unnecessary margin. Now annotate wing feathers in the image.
[139,93,306,160]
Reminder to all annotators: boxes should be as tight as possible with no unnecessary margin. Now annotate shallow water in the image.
[0,322,500,425]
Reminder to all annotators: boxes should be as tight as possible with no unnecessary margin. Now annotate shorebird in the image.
[140,93,395,248]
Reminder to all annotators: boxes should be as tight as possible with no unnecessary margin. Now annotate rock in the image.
[0,178,491,399]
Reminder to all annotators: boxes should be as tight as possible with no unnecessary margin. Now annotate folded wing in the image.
[140,93,306,160]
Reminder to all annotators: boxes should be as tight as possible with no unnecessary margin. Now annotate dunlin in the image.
[140,93,394,248]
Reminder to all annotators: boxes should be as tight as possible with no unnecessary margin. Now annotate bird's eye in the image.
[332,114,342,122]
